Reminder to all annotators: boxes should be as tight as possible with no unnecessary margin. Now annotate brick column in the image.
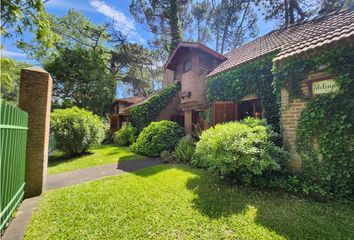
[280,87,307,171]
[19,67,52,198]
[184,110,192,133]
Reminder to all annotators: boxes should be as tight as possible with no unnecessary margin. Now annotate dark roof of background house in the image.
[114,96,144,104]
[121,89,165,113]
[208,9,354,77]
[165,42,227,70]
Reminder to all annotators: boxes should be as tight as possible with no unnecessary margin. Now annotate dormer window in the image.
[183,59,192,73]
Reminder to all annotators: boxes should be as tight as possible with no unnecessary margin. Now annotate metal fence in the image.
[48,134,56,153]
[0,100,28,233]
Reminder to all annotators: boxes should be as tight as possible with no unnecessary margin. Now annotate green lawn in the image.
[48,144,145,174]
[27,165,354,240]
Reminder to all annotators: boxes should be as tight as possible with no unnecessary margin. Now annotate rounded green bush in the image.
[193,118,288,183]
[132,120,185,157]
[51,107,106,155]
[114,124,137,146]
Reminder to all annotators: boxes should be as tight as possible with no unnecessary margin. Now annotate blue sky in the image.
[2,0,153,64]
[2,0,276,64]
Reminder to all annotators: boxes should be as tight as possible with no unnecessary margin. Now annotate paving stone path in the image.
[2,158,161,240]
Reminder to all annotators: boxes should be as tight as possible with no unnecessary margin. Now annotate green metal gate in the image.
[0,100,28,233]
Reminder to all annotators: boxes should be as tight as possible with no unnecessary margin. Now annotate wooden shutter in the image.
[213,102,236,125]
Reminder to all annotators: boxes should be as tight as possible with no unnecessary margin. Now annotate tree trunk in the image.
[285,0,289,26]
[221,14,231,54]
[169,0,182,53]
[234,0,251,48]
[197,19,201,42]
[215,26,220,52]
[289,0,295,24]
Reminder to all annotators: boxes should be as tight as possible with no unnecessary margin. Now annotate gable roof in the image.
[208,9,354,77]
[165,42,227,70]
[114,96,143,104]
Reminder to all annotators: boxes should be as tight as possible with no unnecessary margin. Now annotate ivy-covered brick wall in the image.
[273,42,354,198]
[130,82,180,132]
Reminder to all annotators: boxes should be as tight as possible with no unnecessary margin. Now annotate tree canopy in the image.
[1,0,58,50]
[45,47,115,116]
[130,0,190,53]
[0,57,30,104]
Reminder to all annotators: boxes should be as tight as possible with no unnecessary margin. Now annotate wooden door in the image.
[213,102,236,125]
[110,115,118,130]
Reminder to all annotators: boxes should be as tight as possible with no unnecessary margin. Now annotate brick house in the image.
[110,97,143,130]
[111,9,354,169]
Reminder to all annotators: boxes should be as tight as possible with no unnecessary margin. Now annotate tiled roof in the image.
[208,9,354,77]
[115,96,143,104]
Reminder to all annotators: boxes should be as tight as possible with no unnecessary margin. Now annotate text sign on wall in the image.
[312,79,340,95]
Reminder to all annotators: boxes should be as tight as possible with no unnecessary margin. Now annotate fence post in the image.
[19,67,52,198]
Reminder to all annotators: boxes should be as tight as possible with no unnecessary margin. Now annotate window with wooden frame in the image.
[183,59,192,73]
[239,99,262,119]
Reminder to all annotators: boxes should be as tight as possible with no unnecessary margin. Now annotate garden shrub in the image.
[193,118,288,183]
[132,120,185,157]
[113,124,137,146]
[51,107,106,155]
[160,150,177,163]
[174,135,195,163]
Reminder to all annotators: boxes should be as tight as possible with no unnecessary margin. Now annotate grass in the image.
[27,164,354,240]
[48,144,145,174]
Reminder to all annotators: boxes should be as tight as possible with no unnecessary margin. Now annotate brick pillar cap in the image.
[22,67,49,73]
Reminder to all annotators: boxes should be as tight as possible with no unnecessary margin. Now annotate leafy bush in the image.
[113,124,137,146]
[132,120,185,157]
[193,118,288,183]
[51,107,106,155]
[174,135,195,163]
[160,150,177,163]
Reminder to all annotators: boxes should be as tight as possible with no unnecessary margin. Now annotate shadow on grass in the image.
[48,151,94,168]
[116,157,161,172]
[182,166,354,240]
[106,148,128,156]
[130,164,354,239]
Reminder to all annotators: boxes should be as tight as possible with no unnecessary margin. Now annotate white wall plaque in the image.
[312,79,340,95]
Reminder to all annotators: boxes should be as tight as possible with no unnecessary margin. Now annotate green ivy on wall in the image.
[273,42,354,198]
[207,53,280,133]
[130,82,180,132]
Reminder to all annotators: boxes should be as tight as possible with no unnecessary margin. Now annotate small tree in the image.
[51,107,106,155]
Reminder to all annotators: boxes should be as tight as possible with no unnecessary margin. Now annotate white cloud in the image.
[89,0,144,43]
[1,50,27,58]
[90,0,134,33]
[45,0,95,12]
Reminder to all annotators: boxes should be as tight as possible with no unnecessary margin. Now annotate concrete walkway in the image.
[2,158,161,240]
[46,158,160,190]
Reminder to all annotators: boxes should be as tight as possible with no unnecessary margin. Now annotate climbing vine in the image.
[207,53,280,133]
[130,82,180,132]
[273,42,354,199]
